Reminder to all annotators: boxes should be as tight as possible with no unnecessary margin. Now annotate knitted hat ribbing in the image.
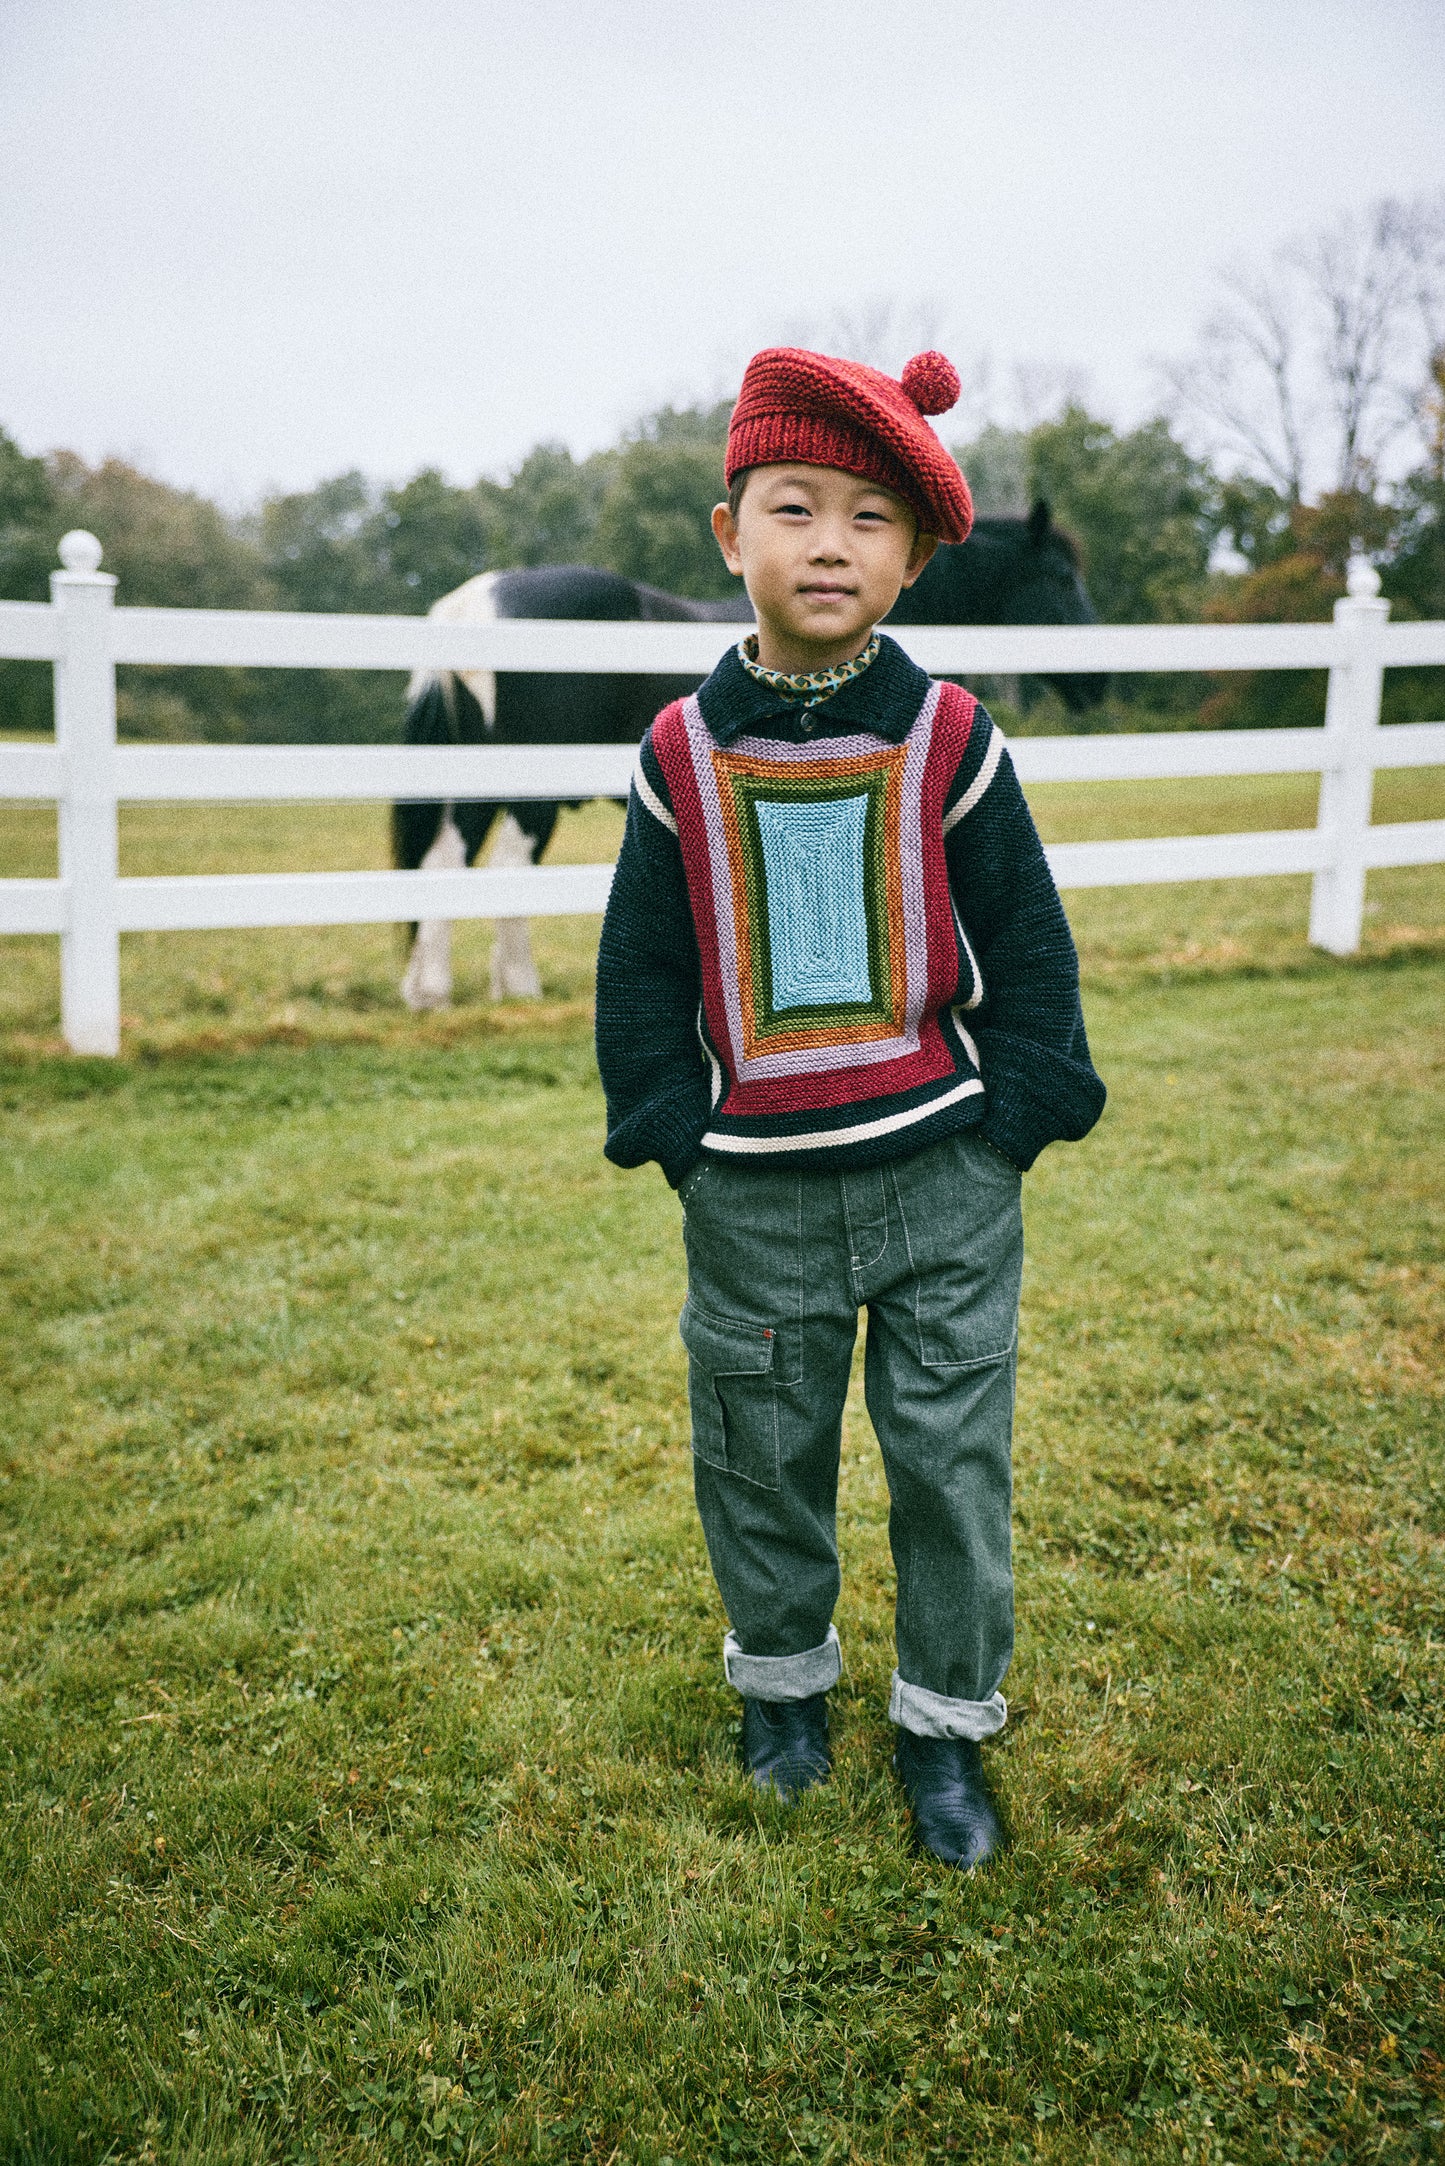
[726,347,973,543]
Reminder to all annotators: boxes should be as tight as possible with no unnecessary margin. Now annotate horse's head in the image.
[885,501,1109,712]
[993,502,1107,714]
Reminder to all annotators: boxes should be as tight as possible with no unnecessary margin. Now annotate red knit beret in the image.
[726,347,974,543]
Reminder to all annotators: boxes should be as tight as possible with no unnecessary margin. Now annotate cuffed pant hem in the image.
[723,1625,842,1701]
[889,1672,1007,1741]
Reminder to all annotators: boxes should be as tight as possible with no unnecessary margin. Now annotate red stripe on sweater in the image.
[650,701,736,1072]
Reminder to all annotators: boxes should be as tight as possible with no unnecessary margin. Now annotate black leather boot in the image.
[740,1693,831,1802]
[893,1729,1005,1868]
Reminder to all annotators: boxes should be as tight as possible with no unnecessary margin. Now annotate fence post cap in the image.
[58,530,104,573]
[1345,554,1382,599]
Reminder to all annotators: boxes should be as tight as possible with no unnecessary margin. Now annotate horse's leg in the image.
[401,807,468,1011]
[487,813,546,1001]
[393,793,443,1008]
[395,671,464,1011]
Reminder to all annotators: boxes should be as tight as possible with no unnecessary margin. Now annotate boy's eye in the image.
[773,501,811,517]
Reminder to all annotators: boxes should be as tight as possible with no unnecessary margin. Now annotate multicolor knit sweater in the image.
[596,634,1105,1182]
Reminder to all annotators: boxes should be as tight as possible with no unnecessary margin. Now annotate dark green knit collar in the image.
[697,631,932,747]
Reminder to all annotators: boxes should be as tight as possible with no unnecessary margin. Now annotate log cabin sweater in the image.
[595,633,1105,1183]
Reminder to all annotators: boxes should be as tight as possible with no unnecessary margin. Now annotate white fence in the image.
[2,530,1444,1056]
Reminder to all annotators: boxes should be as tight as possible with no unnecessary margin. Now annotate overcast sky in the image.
[2,0,1442,504]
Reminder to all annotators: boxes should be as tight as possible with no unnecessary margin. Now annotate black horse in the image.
[393,502,1103,1005]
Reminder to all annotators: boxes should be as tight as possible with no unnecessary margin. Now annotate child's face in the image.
[711,464,937,672]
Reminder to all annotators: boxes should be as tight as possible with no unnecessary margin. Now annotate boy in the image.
[595,348,1105,1868]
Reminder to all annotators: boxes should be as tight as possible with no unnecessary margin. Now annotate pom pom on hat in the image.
[900,351,961,416]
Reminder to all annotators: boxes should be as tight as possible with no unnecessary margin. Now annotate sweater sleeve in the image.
[943,709,1106,1171]
[594,732,713,1185]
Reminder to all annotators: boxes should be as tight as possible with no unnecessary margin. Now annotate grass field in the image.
[1,772,1443,2163]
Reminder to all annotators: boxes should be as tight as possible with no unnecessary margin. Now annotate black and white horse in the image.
[393,503,1103,1009]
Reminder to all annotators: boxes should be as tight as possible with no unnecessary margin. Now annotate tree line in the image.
[2,193,1441,740]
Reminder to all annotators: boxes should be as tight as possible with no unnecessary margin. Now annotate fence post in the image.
[52,531,121,1054]
[1308,557,1390,956]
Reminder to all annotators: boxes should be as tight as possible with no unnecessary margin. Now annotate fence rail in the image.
[2,531,1443,1055]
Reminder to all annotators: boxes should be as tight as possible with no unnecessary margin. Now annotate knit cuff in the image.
[603,1078,714,1186]
[976,1028,1107,1170]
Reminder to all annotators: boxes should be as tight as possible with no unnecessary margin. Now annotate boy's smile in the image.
[712,463,937,675]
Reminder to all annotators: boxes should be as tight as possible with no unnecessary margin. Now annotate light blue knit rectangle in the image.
[754,793,873,1011]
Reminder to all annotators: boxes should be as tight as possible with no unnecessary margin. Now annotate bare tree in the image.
[1296,204,1420,492]
[1392,193,1445,480]
[1175,268,1310,500]
[1165,192,1445,501]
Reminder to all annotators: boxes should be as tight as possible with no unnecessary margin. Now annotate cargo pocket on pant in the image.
[679,1300,780,1490]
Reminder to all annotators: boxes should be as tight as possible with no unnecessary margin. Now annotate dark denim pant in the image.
[679,1128,1022,1741]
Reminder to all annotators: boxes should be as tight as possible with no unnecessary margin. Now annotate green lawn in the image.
[0,783,1442,2162]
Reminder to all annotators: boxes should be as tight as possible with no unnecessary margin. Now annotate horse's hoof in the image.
[489,961,543,1001]
[400,961,453,1012]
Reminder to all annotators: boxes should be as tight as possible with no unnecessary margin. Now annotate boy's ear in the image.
[900,531,939,588]
[712,501,744,576]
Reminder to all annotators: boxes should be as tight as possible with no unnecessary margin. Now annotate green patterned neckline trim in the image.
[737,631,882,707]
